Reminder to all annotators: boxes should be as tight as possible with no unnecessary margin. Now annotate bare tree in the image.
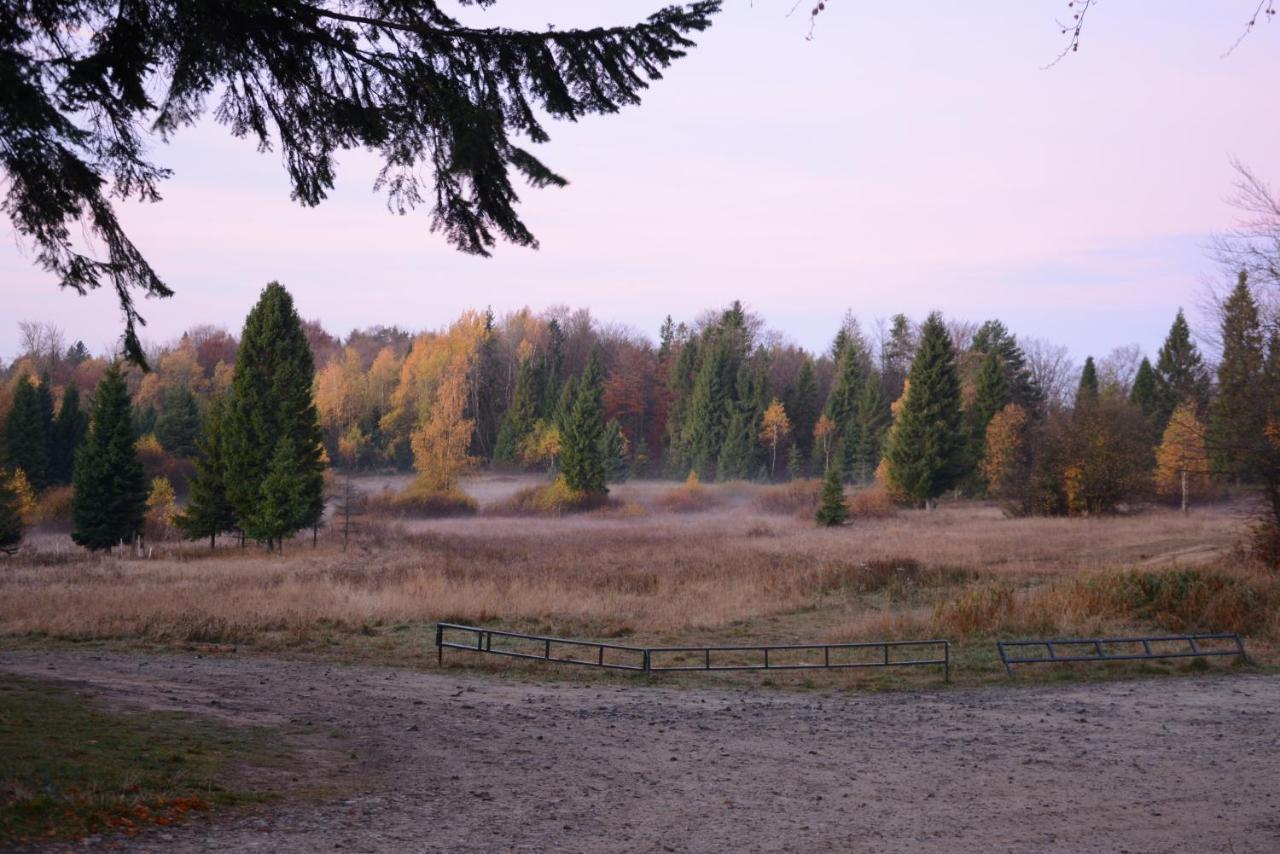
[1023,337,1076,411]
[1213,160,1280,316]
[1098,344,1145,398]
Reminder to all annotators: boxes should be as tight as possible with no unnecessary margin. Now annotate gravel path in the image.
[3,651,1278,853]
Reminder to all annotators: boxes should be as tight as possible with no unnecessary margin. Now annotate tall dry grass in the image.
[0,479,1269,656]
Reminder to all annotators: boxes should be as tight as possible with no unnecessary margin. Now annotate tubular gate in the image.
[435,623,951,681]
[997,633,1247,677]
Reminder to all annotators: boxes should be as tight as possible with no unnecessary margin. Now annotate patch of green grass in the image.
[0,675,281,846]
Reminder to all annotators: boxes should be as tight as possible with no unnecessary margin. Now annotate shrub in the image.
[848,485,898,519]
[655,471,719,513]
[368,484,478,518]
[814,466,847,527]
[753,479,821,516]
[490,476,604,516]
[29,486,73,531]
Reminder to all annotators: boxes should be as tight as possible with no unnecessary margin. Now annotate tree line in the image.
[3,276,1280,555]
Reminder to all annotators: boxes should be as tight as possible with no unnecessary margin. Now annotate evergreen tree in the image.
[494,357,539,464]
[968,349,1009,489]
[851,372,891,484]
[176,396,238,548]
[2,377,49,491]
[538,319,567,419]
[880,313,916,401]
[1153,309,1210,428]
[222,283,326,547]
[815,463,847,527]
[0,471,22,553]
[663,335,699,475]
[36,374,55,476]
[155,385,201,457]
[71,364,148,550]
[1130,357,1158,417]
[716,408,753,480]
[470,308,503,459]
[1209,272,1266,479]
[885,312,964,507]
[256,436,311,553]
[49,384,88,485]
[825,343,867,482]
[1076,356,1100,409]
[786,355,818,461]
[971,320,1041,411]
[683,336,733,478]
[601,419,629,483]
[560,353,607,496]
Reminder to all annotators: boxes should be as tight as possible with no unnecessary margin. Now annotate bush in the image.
[490,476,604,516]
[848,485,898,519]
[655,471,719,513]
[368,484,478,519]
[29,486,73,531]
[753,479,821,516]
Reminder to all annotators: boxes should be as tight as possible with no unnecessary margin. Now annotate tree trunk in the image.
[1181,466,1188,514]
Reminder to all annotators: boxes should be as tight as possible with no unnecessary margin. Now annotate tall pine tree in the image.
[71,364,148,550]
[1209,272,1266,480]
[825,342,867,482]
[2,377,49,491]
[560,353,607,496]
[177,395,238,548]
[49,384,88,485]
[1153,309,1210,429]
[494,356,539,465]
[155,385,201,457]
[786,355,818,463]
[1129,357,1158,418]
[851,372,891,484]
[1076,356,1100,409]
[885,312,964,508]
[222,283,325,548]
[968,349,1009,491]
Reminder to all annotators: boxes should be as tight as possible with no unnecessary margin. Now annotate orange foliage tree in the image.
[980,403,1029,501]
[409,355,475,493]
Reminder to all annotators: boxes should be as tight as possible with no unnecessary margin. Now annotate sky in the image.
[4,1,1280,363]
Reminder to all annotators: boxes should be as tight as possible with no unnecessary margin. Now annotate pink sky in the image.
[4,1,1279,362]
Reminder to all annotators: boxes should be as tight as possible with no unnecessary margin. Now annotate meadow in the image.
[2,475,1275,685]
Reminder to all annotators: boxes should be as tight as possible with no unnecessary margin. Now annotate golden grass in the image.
[1,478,1272,668]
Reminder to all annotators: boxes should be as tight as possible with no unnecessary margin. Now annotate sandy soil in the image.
[2,651,1278,853]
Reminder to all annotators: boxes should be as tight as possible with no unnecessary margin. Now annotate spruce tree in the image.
[494,358,538,464]
[1153,309,1210,428]
[71,364,148,550]
[155,385,201,457]
[851,372,891,484]
[1130,357,1158,418]
[256,436,311,554]
[177,396,238,548]
[3,378,49,491]
[601,420,629,484]
[787,356,818,461]
[222,283,325,547]
[971,320,1041,411]
[1076,356,1100,409]
[49,385,88,485]
[683,337,732,478]
[815,463,847,526]
[885,312,964,508]
[716,408,753,481]
[968,350,1010,488]
[560,353,607,496]
[880,314,916,401]
[825,343,867,482]
[1210,272,1266,479]
[0,472,22,553]
[36,374,55,476]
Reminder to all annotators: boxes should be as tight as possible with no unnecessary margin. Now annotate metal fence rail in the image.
[997,633,1246,677]
[436,623,951,681]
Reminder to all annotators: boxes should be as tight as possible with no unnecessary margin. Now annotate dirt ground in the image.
[2,651,1277,853]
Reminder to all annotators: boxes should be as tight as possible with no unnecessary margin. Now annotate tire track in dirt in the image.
[3,651,1278,853]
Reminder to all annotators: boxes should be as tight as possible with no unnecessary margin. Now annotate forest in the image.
[1,274,1277,558]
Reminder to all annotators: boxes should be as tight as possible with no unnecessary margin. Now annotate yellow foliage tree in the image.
[1154,401,1212,511]
[7,468,38,524]
[409,355,475,493]
[519,419,561,470]
[758,399,792,479]
[145,476,178,538]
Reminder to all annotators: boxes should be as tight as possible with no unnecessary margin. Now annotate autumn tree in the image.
[71,364,148,550]
[0,469,21,553]
[968,349,1010,492]
[813,415,837,473]
[759,399,792,480]
[1155,401,1213,512]
[886,313,964,508]
[980,403,1031,507]
[410,355,475,494]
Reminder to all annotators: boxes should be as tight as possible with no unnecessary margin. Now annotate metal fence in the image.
[997,633,1247,677]
[435,623,951,681]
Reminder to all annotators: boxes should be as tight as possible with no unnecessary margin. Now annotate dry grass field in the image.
[2,474,1276,684]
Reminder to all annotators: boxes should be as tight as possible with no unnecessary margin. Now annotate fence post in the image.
[643,649,651,675]
[944,642,950,684]
[436,623,444,666]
